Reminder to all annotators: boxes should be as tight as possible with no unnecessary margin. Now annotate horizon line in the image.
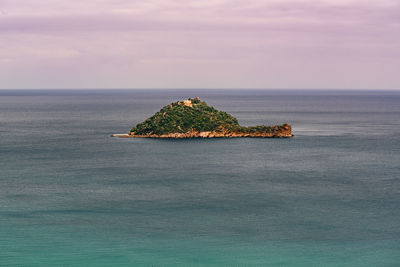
[1,88,400,91]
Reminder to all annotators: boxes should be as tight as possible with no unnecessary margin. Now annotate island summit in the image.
[112,98,292,138]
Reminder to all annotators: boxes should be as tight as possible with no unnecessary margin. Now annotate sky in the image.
[0,0,399,89]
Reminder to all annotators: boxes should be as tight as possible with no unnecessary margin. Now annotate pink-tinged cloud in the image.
[0,0,399,89]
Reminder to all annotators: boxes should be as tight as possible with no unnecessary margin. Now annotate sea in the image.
[0,89,399,266]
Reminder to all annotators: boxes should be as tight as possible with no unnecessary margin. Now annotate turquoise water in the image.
[1,89,400,266]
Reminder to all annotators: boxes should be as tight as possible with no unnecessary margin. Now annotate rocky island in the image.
[112,98,292,138]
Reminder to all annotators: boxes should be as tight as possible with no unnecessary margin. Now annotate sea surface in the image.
[1,89,399,266]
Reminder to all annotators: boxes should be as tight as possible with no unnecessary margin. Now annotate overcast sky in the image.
[0,0,399,89]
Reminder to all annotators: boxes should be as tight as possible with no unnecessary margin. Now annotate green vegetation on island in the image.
[129,98,292,137]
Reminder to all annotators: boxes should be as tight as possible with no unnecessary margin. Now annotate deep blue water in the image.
[1,89,399,266]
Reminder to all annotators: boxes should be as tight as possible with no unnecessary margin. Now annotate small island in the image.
[112,98,292,138]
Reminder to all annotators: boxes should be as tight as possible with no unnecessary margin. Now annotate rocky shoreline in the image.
[112,124,292,138]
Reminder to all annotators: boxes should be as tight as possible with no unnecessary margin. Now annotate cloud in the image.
[0,0,399,89]
[1,0,398,39]
[0,0,398,32]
